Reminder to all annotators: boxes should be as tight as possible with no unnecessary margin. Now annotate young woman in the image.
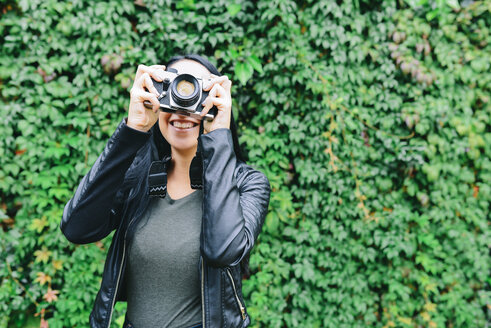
[60,54,271,328]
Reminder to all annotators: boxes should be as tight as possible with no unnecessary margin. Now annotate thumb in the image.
[203,120,212,134]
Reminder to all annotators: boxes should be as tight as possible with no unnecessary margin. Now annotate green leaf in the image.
[229,48,240,59]
[264,212,280,235]
[176,0,196,10]
[446,0,460,10]
[247,55,263,74]
[426,9,439,21]
[234,62,253,85]
[227,4,241,16]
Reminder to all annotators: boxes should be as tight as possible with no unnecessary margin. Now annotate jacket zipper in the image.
[226,267,246,320]
[107,237,126,328]
[201,256,206,328]
[106,188,145,328]
[106,214,135,328]
[198,139,206,328]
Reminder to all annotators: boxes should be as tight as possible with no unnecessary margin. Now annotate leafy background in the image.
[0,0,489,327]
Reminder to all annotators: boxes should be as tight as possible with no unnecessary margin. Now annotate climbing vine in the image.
[0,1,489,327]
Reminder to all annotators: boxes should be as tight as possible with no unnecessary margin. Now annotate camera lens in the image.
[176,80,195,96]
[171,74,200,107]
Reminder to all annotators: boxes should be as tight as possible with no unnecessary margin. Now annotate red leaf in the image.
[15,149,27,156]
[40,318,49,328]
[43,288,59,303]
[473,186,479,198]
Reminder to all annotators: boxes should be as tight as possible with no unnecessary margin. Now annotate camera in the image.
[143,67,217,121]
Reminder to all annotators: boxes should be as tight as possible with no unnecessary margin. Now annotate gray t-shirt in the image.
[125,189,203,328]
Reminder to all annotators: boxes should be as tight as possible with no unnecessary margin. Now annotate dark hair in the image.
[154,54,246,164]
[151,54,252,278]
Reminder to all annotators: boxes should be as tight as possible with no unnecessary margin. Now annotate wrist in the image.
[126,119,150,133]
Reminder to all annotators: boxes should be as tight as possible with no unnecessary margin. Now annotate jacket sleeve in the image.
[60,117,152,244]
[199,128,271,267]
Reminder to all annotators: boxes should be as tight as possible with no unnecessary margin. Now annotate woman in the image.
[60,54,271,328]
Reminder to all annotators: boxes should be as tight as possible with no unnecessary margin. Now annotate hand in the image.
[200,74,232,134]
[127,64,166,132]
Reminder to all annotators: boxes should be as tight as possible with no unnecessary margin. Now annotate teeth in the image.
[172,121,195,129]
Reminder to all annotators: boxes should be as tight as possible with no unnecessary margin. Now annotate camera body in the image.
[149,67,217,121]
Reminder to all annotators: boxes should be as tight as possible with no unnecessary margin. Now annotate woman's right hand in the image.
[127,64,167,132]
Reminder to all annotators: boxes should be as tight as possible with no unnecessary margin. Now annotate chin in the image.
[170,138,198,151]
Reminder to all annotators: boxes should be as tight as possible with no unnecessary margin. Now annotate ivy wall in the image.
[0,0,489,327]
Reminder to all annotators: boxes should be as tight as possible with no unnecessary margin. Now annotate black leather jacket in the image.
[60,118,271,328]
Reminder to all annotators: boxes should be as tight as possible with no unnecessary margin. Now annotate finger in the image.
[135,64,150,81]
[205,83,226,101]
[221,78,232,92]
[200,98,212,117]
[149,65,166,70]
[209,97,227,108]
[136,64,150,74]
[140,73,160,97]
[203,76,228,90]
[136,64,166,82]
[201,89,229,116]
[202,118,211,134]
[215,76,231,93]
[203,75,230,91]
[201,85,219,114]
[212,83,227,98]
[148,65,166,82]
[201,97,227,117]
[136,90,160,112]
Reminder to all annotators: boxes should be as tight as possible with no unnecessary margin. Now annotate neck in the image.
[168,146,197,181]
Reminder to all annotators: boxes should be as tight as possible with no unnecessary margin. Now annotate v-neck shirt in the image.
[125,189,203,328]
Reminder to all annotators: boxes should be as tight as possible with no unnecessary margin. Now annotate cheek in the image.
[158,112,171,136]
[159,112,171,122]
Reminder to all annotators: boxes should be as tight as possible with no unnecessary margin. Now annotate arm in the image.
[199,128,271,267]
[60,117,151,244]
[61,64,165,244]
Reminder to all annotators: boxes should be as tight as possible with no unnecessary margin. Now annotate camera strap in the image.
[148,154,171,198]
[189,121,204,190]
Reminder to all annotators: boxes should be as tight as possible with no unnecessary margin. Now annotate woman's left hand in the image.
[200,74,232,134]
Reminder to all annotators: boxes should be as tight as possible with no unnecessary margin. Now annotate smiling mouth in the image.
[170,121,199,129]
